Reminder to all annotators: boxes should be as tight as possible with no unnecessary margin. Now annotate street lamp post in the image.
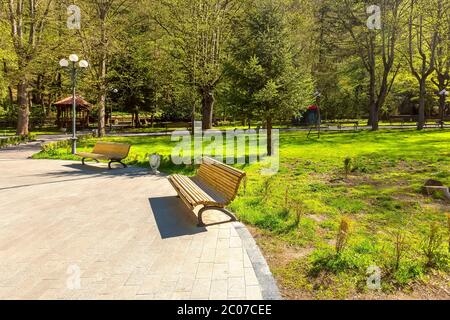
[110,88,118,132]
[314,91,322,138]
[438,89,449,129]
[59,54,89,154]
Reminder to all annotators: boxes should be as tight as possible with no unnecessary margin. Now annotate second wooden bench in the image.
[76,141,131,169]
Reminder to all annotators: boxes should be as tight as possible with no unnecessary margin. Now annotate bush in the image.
[41,134,94,152]
[344,157,352,177]
[309,247,373,275]
[0,134,35,149]
[421,223,448,269]
[391,261,424,286]
[336,216,352,254]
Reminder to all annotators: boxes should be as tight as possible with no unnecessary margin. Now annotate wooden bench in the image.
[389,115,418,126]
[168,157,246,227]
[323,121,359,130]
[76,142,131,169]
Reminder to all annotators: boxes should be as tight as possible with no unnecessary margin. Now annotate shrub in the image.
[391,261,424,286]
[343,157,352,178]
[421,223,445,268]
[41,134,94,152]
[254,213,282,231]
[309,247,373,275]
[294,202,303,227]
[0,134,34,149]
[447,214,450,253]
[262,177,272,202]
[336,217,352,254]
[392,230,407,272]
[284,187,289,208]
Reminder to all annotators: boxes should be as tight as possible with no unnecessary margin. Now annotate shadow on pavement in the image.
[29,163,156,179]
[149,196,207,239]
[0,162,160,191]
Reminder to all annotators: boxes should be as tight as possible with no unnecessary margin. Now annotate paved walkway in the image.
[0,134,69,159]
[0,141,279,300]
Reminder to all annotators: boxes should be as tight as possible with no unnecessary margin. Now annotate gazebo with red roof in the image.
[54,96,93,130]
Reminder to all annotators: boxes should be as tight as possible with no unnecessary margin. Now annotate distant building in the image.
[54,96,93,129]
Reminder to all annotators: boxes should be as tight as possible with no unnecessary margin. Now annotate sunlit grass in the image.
[33,128,450,298]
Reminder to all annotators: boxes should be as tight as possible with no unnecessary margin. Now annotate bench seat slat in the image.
[171,174,212,204]
[76,152,109,160]
[169,174,224,206]
[169,177,199,206]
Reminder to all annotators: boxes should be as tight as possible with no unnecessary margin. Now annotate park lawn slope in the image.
[33,129,450,299]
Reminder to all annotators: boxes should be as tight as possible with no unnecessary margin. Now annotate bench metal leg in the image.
[108,160,127,169]
[197,206,238,227]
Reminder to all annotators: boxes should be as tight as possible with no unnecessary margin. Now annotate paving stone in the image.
[228,261,245,277]
[196,263,214,279]
[175,277,195,293]
[229,237,242,248]
[190,279,211,299]
[200,248,216,263]
[212,263,229,280]
[218,229,230,239]
[244,268,260,286]
[0,157,272,300]
[227,277,246,298]
[209,279,228,300]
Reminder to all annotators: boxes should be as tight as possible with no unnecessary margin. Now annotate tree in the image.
[76,0,136,136]
[0,26,15,108]
[431,0,449,127]
[2,0,54,135]
[407,0,439,130]
[333,0,404,130]
[150,0,240,130]
[227,0,314,155]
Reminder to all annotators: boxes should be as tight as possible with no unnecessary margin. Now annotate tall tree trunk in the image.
[434,75,449,129]
[438,92,445,128]
[97,17,108,137]
[98,83,106,136]
[134,109,141,128]
[2,59,14,106]
[201,88,214,130]
[374,71,394,130]
[16,79,29,136]
[368,71,378,130]
[8,87,14,107]
[417,80,426,130]
[266,116,272,156]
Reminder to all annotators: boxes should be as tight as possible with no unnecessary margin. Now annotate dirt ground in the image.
[247,225,450,300]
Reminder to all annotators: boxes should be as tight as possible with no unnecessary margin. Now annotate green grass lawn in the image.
[0,128,67,136]
[33,129,450,299]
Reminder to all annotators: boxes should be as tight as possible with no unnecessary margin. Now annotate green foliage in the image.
[421,223,449,269]
[33,129,450,296]
[0,134,34,148]
[335,217,352,254]
[309,246,373,275]
[226,0,314,123]
[343,157,352,177]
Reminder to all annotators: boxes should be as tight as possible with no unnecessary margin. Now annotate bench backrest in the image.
[93,142,131,160]
[196,157,246,204]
